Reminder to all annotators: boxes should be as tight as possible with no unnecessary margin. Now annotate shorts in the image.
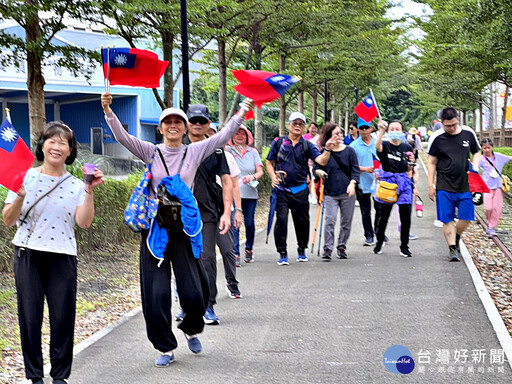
[436,190,474,223]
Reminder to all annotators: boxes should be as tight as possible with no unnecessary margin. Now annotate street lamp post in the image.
[180,0,190,111]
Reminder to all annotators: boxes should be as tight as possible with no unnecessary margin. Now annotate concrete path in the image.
[64,167,512,384]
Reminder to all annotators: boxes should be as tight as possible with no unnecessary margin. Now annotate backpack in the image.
[274,136,309,168]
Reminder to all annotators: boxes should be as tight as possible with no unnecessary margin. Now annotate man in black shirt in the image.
[427,107,481,261]
[182,104,234,324]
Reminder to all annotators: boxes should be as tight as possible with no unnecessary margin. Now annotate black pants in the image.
[274,188,309,255]
[374,202,412,251]
[140,229,208,353]
[356,189,380,240]
[14,247,77,381]
[201,222,238,307]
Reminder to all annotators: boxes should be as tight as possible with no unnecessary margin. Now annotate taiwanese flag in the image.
[372,153,381,170]
[102,48,169,88]
[0,118,35,192]
[232,70,300,108]
[468,161,490,193]
[354,94,379,122]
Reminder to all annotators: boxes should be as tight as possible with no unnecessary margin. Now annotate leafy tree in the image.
[0,0,97,148]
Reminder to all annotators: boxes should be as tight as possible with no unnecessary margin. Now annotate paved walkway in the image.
[60,167,512,383]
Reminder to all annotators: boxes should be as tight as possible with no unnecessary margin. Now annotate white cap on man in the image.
[288,112,306,123]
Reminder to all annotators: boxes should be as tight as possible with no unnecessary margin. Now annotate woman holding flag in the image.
[100,93,254,367]
[3,122,104,384]
[373,119,415,257]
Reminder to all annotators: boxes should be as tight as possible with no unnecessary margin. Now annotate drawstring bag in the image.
[376,180,398,203]
[415,195,424,217]
[124,149,158,232]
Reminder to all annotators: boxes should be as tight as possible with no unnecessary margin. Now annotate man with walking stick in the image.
[266,112,341,266]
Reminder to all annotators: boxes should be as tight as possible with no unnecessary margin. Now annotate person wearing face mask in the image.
[373,119,415,257]
[477,138,512,237]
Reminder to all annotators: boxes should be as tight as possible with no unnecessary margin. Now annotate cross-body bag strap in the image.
[20,174,72,226]
[156,146,188,177]
[485,156,501,176]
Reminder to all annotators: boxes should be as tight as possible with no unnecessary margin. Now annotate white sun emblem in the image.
[366,98,373,105]
[1,126,17,142]
[114,53,128,66]
[270,75,285,82]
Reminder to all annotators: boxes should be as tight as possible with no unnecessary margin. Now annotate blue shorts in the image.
[436,191,474,223]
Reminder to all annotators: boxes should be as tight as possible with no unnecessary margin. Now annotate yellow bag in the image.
[376,181,398,203]
[502,174,510,193]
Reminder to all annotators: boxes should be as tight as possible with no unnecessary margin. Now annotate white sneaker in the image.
[355,200,360,207]
[434,220,443,228]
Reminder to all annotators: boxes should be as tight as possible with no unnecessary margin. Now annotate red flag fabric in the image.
[468,161,490,193]
[354,94,379,122]
[102,48,168,88]
[244,110,255,121]
[232,70,300,108]
[0,118,35,192]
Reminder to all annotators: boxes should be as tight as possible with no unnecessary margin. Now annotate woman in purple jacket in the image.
[101,93,253,367]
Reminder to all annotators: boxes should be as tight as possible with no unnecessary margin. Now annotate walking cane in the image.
[317,198,326,256]
[310,177,325,255]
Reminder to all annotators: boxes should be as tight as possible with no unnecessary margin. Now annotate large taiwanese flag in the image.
[468,161,490,193]
[0,118,35,192]
[354,94,379,122]
[232,70,301,108]
[102,48,169,88]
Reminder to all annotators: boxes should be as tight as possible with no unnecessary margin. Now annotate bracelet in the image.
[85,189,93,194]
[325,149,332,153]
[235,207,243,213]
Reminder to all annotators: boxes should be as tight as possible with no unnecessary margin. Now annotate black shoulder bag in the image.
[196,149,224,218]
[155,147,187,229]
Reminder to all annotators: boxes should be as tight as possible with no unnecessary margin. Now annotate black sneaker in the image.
[321,250,332,260]
[336,247,347,259]
[448,247,461,262]
[225,284,242,299]
[245,249,254,263]
[373,243,383,254]
[400,249,413,258]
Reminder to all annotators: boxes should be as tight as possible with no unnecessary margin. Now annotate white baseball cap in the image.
[159,108,188,124]
[288,112,306,123]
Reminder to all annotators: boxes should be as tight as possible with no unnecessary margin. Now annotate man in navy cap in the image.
[350,118,379,246]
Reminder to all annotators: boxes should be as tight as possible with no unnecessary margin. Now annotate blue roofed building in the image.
[0,20,200,159]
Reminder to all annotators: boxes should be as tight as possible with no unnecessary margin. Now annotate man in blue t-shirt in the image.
[427,107,481,262]
[266,112,340,265]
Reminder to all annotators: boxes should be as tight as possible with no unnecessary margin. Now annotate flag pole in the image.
[5,107,11,123]
[369,88,381,119]
[106,46,111,93]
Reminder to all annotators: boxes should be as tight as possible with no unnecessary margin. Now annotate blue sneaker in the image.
[296,248,308,262]
[277,256,289,265]
[204,306,219,325]
[184,333,202,353]
[155,353,175,367]
[175,309,184,322]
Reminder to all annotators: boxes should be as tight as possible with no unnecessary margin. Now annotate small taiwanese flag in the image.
[0,118,35,192]
[354,94,379,123]
[102,48,169,88]
[468,161,490,193]
[372,153,381,170]
[232,70,300,108]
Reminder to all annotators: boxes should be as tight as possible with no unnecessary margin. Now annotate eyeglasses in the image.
[189,117,208,125]
[291,122,305,127]
[358,126,372,130]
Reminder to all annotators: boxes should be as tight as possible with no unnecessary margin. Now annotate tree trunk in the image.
[25,7,46,149]
[479,101,483,133]
[217,39,227,127]
[161,31,174,109]
[279,54,286,136]
[298,91,304,113]
[489,84,495,143]
[255,107,263,153]
[312,88,318,123]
